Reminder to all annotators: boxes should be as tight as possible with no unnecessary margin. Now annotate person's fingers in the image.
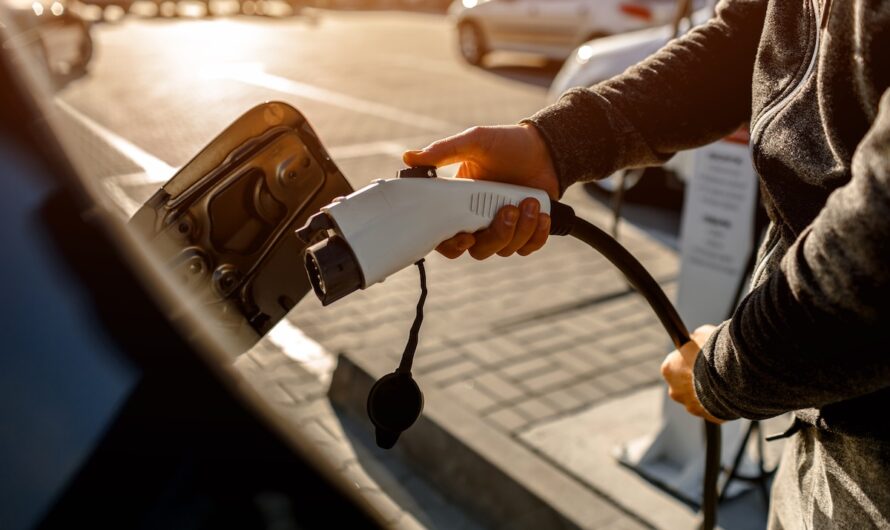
[692,324,718,343]
[468,206,519,260]
[704,412,725,425]
[517,214,551,256]
[678,340,701,359]
[403,127,485,168]
[436,233,475,259]
[497,199,539,257]
[683,397,705,414]
[660,351,687,385]
[684,398,724,424]
[661,351,726,424]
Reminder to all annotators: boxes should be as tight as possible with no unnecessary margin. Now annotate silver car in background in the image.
[451,0,683,65]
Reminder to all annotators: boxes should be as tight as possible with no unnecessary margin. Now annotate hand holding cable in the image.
[297,167,723,530]
[662,324,726,425]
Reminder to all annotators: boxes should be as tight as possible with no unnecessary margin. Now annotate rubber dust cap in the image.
[366,371,424,449]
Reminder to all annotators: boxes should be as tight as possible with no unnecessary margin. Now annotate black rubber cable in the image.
[556,206,720,530]
[381,201,720,525]
[567,217,688,347]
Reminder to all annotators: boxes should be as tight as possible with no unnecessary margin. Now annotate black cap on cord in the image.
[366,371,424,449]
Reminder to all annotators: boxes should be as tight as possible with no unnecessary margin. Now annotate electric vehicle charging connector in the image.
[298,168,551,305]
[297,168,721,529]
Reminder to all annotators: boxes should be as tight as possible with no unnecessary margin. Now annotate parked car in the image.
[450,0,688,65]
[2,0,93,84]
[547,2,714,203]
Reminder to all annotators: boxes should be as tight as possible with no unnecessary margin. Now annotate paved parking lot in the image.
[56,10,682,527]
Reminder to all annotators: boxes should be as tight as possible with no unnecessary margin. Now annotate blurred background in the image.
[2,0,782,528]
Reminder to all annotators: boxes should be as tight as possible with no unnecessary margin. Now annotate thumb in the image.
[403,128,482,168]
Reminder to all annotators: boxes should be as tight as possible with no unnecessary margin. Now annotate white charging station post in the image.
[619,130,763,504]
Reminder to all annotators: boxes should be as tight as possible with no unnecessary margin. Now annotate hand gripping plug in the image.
[296,166,551,305]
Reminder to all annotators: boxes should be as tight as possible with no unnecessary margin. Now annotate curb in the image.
[329,351,638,529]
[521,386,704,530]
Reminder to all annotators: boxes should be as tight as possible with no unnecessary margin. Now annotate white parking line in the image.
[329,139,407,160]
[266,319,336,382]
[213,65,459,132]
[101,172,148,217]
[327,132,438,160]
[56,98,177,216]
[55,98,176,183]
[57,97,452,216]
[325,136,460,177]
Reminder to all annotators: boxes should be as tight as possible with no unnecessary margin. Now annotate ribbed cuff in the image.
[522,88,622,197]
[693,323,742,422]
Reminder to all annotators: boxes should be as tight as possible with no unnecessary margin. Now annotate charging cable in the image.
[365,200,721,529]
[552,201,720,530]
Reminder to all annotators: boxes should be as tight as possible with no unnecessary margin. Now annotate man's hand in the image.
[661,324,725,424]
[403,124,559,260]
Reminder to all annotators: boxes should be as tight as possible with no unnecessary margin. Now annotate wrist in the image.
[692,327,739,423]
[519,122,560,199]
[523,89,621,195]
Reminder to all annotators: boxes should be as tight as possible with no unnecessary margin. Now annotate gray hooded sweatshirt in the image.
[526,0,890,526]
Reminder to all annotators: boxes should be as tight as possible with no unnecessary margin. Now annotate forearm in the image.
[694,90,890,420]
[526,0,767,195]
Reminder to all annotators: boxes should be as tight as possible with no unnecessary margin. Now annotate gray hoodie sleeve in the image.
[694,89,890,421]
[525,0,768,195]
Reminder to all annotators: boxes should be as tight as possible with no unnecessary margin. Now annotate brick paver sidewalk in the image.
[235,339,488,529]
[289,185,678,441]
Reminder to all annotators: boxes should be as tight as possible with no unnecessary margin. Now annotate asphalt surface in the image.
[61,7,557,178]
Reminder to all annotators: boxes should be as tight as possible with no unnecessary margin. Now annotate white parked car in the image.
[450,0,685,65]
[547,4,714,201]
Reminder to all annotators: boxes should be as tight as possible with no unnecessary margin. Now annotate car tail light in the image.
[619,4,653,21]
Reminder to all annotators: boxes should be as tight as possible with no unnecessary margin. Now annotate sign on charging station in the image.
[621,130,762,503]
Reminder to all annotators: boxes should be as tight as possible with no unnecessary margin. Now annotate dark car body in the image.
[0,8,385,528]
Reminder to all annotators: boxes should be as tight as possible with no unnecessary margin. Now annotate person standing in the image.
[404,0,890,526]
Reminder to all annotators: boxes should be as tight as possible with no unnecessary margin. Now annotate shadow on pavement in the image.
[718,486,772,530]
[331,404,488,530]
